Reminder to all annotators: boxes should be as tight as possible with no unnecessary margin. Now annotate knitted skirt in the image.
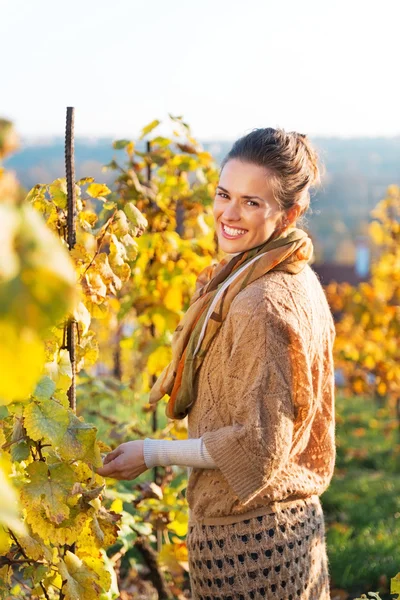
[186,495,330,600]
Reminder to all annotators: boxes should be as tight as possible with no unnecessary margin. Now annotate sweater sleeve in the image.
[143,437,217,469]
[201,295,303,505]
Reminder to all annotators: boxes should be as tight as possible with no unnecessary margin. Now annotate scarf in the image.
[149,226,313,419]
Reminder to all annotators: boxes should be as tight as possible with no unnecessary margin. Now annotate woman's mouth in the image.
[221,222,248,239]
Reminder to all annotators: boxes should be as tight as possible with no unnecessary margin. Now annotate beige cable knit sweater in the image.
[186,264,336,526]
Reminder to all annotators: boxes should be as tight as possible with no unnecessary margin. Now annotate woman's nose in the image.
[223,201,241,221]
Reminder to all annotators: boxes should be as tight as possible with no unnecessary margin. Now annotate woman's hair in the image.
[220,127,324,227]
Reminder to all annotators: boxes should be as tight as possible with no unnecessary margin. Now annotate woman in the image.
[97,127,336,600]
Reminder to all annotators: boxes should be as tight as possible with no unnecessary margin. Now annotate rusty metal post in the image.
[65,107,77,412]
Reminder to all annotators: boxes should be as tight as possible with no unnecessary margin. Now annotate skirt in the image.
[186,495,330,600]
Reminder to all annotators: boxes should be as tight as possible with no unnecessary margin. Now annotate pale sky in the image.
[2,0,399,140]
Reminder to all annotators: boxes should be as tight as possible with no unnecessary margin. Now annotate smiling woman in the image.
[100,127,334,599]
[213,160,284,252]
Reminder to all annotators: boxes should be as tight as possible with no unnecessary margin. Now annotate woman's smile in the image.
[221,222,248,239]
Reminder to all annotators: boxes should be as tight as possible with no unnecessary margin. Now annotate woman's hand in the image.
[96,440,148,480]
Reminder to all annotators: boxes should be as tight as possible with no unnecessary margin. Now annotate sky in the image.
[1,0,399,140]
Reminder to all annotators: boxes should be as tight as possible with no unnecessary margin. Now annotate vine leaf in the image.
[86,183,111,199]
[59,550,101,600]
[57,413,102,468]
[24,398,69,445]
[21,462,76,525]
[34,376,56,400]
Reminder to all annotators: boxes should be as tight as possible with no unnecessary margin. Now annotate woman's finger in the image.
[96,453,124,477]
[103,447,123,465]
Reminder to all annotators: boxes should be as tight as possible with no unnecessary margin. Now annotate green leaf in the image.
[112,140,131,150]
[24,397,70,445]
[76,177,95,186]
[48,178,68,209]
[139,119,160,140]
[11,440,30,462]
[34,376,56,400]
[103,200,116,210]
[58,413,102,467]
[124,202,148,231]
[151,136,171,147]
[168,113,190,130]
[103,160,118,171]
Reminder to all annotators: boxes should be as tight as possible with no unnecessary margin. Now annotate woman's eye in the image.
[215,192,258,207]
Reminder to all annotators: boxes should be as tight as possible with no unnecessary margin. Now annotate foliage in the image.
[75,115,220,594]
[96,114,219,388]
[325,184,400,599]
[0,114,220,598]
[326,185,400,406]
[0,142,147,595]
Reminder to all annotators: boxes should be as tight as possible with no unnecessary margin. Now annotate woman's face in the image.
[213,159,284,254]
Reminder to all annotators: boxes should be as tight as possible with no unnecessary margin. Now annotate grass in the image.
[322,394,400,599]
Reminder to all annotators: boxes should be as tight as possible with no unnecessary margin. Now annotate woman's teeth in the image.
[222,223,247,237]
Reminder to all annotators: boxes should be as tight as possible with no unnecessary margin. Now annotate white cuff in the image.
[143,437,217,469]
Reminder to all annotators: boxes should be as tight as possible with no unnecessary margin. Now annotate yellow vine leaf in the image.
[152,312,166,336]
[167,510,188,537]
[59,551,102,599]
[0,525,11,554]
[391,572,400,594]
[95,253,122,292]
[164,287,183,312]
[78,211,98,231]
[112,210,130,236]
[121,233,139,261]
[0,565,12,590]
[18,530,52,562]
[24,501,89,546]
[139,119,161,140]
[86,183,111,199]
[44,348,73,393]
[0,203,76,333]
[73,301,91,336]
[158,540,189,578]
[81,554,111,591]
[147,346,172,376]
[89,507,120,549]
[21,462,76,525]
[0,321,45,404]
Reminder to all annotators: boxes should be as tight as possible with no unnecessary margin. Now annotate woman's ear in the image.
[286,205,302,227]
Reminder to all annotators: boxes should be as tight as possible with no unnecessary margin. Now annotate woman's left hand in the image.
[96,440,148,480]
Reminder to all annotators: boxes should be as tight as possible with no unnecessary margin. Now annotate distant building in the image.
[312,235,371,285]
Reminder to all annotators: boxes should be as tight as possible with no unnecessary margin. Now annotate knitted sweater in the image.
[186,264,336,526]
